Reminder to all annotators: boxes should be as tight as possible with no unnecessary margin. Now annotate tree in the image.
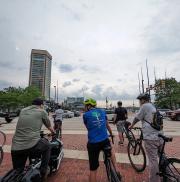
[0,86,43,111]
[154,78,180,109]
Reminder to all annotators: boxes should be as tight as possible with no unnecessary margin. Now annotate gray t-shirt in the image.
[136,103,163,140]
[55,109,64,121]
[12,105,51,151]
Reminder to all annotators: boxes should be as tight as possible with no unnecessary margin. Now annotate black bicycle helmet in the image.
[136,93,150,101]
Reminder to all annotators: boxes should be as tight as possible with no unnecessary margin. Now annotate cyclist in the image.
[113,101,128,145]
[11,98,55,181]
[53,104,64,138]
[83,98,120,182]
[129,93,163,182]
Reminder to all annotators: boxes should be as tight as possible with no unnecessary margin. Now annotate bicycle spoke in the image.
[128,142,146,172]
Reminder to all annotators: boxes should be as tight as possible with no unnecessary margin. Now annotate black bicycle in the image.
[158,134,180,182]
[104,135,121,182]
[122,121,135,144]
[0,130,6,165]
[127,127,146,172]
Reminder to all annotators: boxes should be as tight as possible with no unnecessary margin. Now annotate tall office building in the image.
[29,49,52,99]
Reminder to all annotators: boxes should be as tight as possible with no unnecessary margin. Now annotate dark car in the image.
[4,110,21,123]
[166,109,180,121]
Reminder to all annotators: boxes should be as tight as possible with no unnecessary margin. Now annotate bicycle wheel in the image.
[105,159,113,182]
[0,130,6,147]
[127,142,146,172]
[162,158,180,182]
[110,162,121,182]
[0,147,4,165]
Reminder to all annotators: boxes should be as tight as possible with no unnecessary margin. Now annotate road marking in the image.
[2,145,147,165]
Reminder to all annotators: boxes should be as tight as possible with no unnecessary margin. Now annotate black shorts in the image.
[54,119,62,124]
[87,138,111,171]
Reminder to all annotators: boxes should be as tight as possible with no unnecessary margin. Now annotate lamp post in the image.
[54,86,56,103]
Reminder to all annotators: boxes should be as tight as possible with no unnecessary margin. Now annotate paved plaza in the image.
[0,114,180,182]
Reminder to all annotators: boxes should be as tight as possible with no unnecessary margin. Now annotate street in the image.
[0,114,180,182]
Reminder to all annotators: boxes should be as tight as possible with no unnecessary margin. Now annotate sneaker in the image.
[118,141,124,145]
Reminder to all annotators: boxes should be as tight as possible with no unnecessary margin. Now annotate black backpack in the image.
[144,110,163,131]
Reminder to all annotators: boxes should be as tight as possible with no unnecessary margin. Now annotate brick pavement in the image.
[0,133,179,182]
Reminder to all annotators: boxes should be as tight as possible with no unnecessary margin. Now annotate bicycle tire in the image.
[0,130,6,147]
[105,159,113,182]
[162,158,180,182]
[110,162,121,182]
[0,147,3,165]
[127,142,146,172]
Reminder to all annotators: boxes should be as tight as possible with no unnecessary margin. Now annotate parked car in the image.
[157,109,171,118]
[105,109,115,121]
[63,110,74,118]
[73,111,81,117]
[166,109,180,121]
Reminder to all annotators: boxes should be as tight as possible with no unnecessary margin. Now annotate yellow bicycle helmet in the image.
[84,98,97,106]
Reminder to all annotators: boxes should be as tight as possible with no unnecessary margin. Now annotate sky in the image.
[0,0,180,106]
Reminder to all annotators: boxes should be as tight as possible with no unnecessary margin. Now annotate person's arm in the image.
[83,114,88,129]
[42,111,55,134]
[129,106,144,129]
[125,108,128,119]
[113,109,117,124]
[106,119,113,136]
[129,117,140,129]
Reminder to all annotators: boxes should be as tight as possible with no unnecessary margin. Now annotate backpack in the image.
[144,110,163,131]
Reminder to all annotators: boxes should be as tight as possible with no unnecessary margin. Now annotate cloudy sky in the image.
[0,0,180,106]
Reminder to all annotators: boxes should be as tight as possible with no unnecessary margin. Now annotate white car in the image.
[106,110,115,121]
[63,110,74,118]
[158,109,171,118]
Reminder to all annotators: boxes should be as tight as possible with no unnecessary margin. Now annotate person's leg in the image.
[87,142,100,182]
[116,121,124,144]
[11,149,29,171]
[32,138,51,177]
[144,139,161,182]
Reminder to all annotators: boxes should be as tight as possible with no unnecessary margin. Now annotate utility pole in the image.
[57,80,59,103]
[141,67,145,93]
[138,72,141,94]
[146,59,151,100]
[54,85,56,103]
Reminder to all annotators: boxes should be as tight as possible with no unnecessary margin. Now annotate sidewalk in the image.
[0,133,179,182]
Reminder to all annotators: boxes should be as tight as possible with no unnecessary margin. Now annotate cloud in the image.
[59,64,76,73]
[62,81,72,87]
[0,80,12,90]
[144,1,180,55]
[72,78,80,82]
[61,3,81,21]
[80,65,101,73]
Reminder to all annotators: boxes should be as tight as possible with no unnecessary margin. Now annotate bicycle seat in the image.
[158,134,173,142]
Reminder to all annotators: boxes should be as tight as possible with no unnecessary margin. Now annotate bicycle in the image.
[104,135,121,182]
[0,131,64,181]
[127,127,146,172]
[0,130,6,165]
[121,121,135,144]
[158,134,180,182]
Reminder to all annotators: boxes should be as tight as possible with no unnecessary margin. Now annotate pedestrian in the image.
[129,93,163,182]
[113,101,128,145]
[53,105,64,138]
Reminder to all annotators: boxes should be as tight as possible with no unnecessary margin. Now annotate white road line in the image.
[2,145,146,165]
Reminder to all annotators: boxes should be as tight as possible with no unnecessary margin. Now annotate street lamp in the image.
[54,86,56,103]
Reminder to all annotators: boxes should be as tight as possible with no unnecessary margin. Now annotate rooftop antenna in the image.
[138,72,141,94]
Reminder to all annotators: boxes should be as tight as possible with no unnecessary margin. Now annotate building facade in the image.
[64,97,84,110]
[29,49,52,99]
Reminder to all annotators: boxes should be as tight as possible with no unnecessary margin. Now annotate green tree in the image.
[154,78,180,109]
[0,86,43,111]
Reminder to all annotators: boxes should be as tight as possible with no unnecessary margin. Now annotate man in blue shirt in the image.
[83,98,120,182]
